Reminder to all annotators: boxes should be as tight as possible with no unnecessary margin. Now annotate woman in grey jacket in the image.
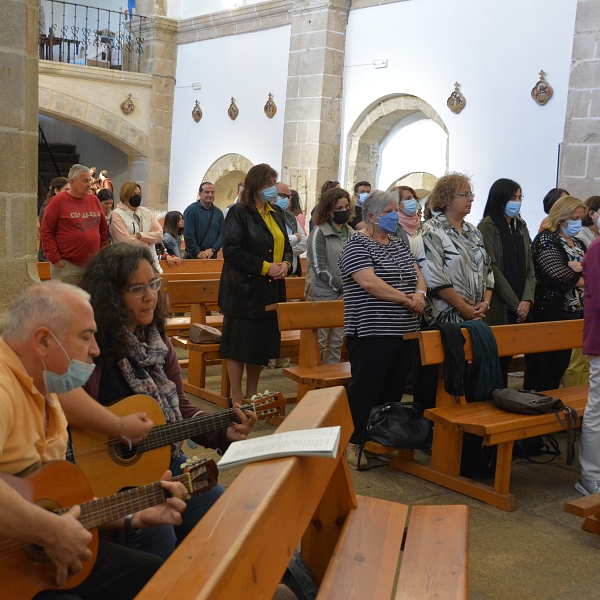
[305,187,355,363]
[478,178,536,385]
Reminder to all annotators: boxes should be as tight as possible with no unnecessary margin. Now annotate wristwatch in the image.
[136,232,141,240]
[124,514,140,535]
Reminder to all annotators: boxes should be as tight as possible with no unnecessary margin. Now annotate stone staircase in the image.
[37,141,79,211]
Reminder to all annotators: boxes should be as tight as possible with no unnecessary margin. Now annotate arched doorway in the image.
[202,153,254,212]
[345,94,448,190]
[386,172,438,198]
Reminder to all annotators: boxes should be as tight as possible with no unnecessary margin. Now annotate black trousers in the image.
[523,308,582,392]
[346,335,416,445]
[33,541,163,600]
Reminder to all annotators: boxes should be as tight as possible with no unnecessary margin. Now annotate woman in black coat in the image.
[219,163,293,404]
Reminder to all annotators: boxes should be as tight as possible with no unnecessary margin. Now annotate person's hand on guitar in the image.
[119,412,154,446]
[45,505,93,586]
[226,404,257,442]
[128,470,188,530]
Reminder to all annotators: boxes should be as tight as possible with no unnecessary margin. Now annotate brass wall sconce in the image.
[264,93,277,119]
[228,97,239,121]
[192,100,202,122]
[447,82,466,114]
[120,93,135,115]
[531,70,553,106]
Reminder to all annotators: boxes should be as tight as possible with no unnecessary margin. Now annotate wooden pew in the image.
[385,320,587,512]
[270,300,348,402]
[38,261,51,281]
[159,258,224,274]
[135,386,469,600]
[565,494,600,536]
[169,278,306,408]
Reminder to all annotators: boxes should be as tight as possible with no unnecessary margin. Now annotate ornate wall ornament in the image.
[264,93,277,119]
[447,82,466,114]
[228,97,239,121]
[192,100,203,123]
[120,93,135,115]
[531,70,553,106]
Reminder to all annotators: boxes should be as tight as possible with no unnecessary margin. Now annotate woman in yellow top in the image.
[218,164,293,404]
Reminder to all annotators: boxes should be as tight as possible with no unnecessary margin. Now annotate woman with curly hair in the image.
[305,187,355,363]
[60,243,256,559]
[414,173,494,325]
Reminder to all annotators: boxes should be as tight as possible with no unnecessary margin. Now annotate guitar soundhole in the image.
[108,439,142,466]
[22,542,51,564]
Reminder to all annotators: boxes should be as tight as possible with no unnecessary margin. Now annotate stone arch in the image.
[345,94,448,189]
[38,87,148,157]
[387,172,439,198]
[202,153,254,211]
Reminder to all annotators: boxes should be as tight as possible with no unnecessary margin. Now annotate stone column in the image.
[130,1,176,211]
[281,0,349,214]
[559,0,600,198]
[0,0,39,320]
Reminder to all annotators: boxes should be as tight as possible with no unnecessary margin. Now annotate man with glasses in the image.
[349,181,371,230]
[275,181,307,277]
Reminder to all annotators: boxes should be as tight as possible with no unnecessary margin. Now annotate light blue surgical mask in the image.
[42,332,96,394]
[357,192,368,206]
[274,197,289,211]
[373,211,399,235]
[562,219,582,238]
[402,198,418,216]
[259,186,278,202]
[505,200,521,218]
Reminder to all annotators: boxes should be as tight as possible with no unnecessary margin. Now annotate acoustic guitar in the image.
[69,392,285,497]
[0,458,217,600]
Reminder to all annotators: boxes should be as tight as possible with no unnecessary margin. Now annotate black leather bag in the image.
[366,403,433,449]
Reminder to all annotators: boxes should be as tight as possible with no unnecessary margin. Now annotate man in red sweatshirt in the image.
[41,164,108,285]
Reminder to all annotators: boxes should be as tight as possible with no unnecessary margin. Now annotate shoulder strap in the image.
[198,206,215,249]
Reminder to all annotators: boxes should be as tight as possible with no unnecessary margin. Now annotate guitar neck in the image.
[72,472,190,530]
[140,403,253,451]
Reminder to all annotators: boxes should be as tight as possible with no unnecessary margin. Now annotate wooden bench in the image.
[383,320,587,511]
[38,261,51,281]
[135,386,468,600]
[565,494,600,536]
[169,278,306,408]
[270,300,349,402]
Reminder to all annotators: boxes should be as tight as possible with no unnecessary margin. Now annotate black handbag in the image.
[366,402,433,449]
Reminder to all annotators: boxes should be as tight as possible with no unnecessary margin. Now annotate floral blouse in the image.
[413,214,494,325]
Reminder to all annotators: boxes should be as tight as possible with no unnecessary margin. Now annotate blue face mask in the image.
[562,219,582,238]
[357,192,368,206]
[42,332,96,394]
[402,198,418,216]
[505,200,521,218]
[259,186,278,202]
[274,197,289,211]
[373,211,399,234]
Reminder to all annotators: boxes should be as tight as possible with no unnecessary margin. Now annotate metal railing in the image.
[38,0,149,73]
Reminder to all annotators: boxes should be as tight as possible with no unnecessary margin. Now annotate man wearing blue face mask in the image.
[275,182,307,276]
[0,281,187,600]
[349,181,371,230]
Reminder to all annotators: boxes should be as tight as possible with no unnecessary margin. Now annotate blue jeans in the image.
[125,451,224,560]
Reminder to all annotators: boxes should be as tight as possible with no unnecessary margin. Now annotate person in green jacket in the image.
[478,178,536,386]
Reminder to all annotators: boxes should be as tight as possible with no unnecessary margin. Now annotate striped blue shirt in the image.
[338,233,420,337]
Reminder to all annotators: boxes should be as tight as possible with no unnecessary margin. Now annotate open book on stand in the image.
[217,426,341,471]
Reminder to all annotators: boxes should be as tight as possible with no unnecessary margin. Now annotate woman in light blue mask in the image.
[524,195,587,392]
[338,190,427,469]
[477,178,536,385]
[392,185,422,251]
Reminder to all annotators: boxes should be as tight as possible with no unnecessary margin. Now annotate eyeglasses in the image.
[455,192,475,200]
[123,277,162,298]
[510,195,524,201]
[277,193,291,200]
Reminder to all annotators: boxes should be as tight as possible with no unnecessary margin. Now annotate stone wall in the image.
[560,0,600,198]
[0,0,40,317]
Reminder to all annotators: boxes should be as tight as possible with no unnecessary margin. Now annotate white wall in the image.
[168,25,290,215]
[377,112,447,190]
[39,115,129,196]
[168,0,264,20]
[342,0,578,229]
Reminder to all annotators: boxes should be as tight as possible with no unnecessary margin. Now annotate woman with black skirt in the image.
[219,163,293,404]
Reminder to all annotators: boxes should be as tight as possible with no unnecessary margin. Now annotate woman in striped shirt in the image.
[338,190,427,469]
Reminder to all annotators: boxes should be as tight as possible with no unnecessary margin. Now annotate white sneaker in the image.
[575,478,600,496]
[346,444,367,470]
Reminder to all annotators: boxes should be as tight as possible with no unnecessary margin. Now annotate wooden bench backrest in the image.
[38,262,51,281]
[273,300,344,331]
[407,320,584,366]
[159,259,224,273]
[134,386,357,600]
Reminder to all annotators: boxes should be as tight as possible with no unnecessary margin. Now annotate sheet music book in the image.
[217,426,341,471]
